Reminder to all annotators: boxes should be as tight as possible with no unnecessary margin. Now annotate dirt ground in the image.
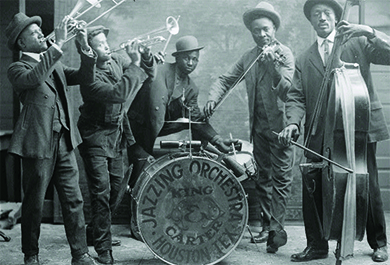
[1,212,389,265]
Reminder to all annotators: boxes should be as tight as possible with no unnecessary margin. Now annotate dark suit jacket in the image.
[7,45,96,159]
[78,53,155,157]
[208,41,295,141]
[128,62,218,153]
[286,30,390,156]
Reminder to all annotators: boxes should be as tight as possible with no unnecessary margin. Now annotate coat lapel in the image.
[20,54,57,92]
[308,42,325,77]
[169,64,187,103]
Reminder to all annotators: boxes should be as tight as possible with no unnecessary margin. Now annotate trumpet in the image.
[110,16,180,54]
[110,36,167,54]
[43,0,128,44]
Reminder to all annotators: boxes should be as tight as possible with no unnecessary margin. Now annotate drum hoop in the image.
[132,152,194,202]
[228,151,254,158]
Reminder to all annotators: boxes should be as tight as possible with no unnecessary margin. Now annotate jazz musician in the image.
[127,35,237,237]
[204,2,295,253]
[5,13,96,265]
[278,0,390,262]
[75,25,159,264]
[127,35,238,178]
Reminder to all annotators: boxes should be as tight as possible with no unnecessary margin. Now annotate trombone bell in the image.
[86,0,101,8]
[69,0,101,19]
[43,0,126,44]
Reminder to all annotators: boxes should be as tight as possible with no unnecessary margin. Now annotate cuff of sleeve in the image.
[367,28,376,40]
[210,135,221,144]
[81,46,94,56]
[142,54,153,66]
[51,43,63,54]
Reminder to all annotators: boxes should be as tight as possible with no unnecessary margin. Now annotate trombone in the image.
[43,0,128,44]
[110,15,180,54]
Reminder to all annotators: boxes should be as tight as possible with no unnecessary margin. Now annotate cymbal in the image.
[165,118,206,124]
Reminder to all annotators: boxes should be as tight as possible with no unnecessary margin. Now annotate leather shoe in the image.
[266,229,287,253]
[24,254,39,265]
[71,253,97,265]
[251,229,269,243]
[372,246,388,262]
[291,246,328,262]
[97,250,114,264]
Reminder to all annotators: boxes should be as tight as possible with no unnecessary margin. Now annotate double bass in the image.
[305,0,370,264]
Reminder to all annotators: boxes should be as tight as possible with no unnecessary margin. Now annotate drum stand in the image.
[187,106,194,159]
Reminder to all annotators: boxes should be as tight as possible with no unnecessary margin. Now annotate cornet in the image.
[110,16,180,54]
[43,0,128,44]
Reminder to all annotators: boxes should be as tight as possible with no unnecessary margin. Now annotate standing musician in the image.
[127,35,237,188]
[278,0,390,262]
[76,25,158,264]
[204,2,295,253]
[5,13,97,265]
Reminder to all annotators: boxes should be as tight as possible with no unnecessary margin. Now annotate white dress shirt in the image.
[317,30,336,66]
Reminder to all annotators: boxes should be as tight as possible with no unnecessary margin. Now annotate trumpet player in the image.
[5,13,97,265]
[75,25,158,264]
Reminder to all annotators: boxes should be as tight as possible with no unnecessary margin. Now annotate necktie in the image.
[323,39,329,66]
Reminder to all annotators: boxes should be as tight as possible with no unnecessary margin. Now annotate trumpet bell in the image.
[112,15,180,54]
[166,16,179,35]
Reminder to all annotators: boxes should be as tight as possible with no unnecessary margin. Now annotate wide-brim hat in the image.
[5,12,42,51]
[304,0,343,22]
[243,2,281,31]
[172,35,204,57]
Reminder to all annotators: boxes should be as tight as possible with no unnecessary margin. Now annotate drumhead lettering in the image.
[136,156,248,265]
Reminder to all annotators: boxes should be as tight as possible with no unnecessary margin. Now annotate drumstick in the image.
[230,133,237,160]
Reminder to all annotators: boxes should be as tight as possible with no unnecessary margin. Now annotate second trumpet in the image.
[111,16,179,54]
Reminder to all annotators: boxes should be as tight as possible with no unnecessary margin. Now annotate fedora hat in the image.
[243,2,281,31]
[303,0,343,22]
[5,12,42,51]
[172,36,204,57]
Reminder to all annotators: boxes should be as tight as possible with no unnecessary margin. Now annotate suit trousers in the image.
[252,129,294,232]
[21,130,87,258]
[301,142,387,250]
[80,151,124,254]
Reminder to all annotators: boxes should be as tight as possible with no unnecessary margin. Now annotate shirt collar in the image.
[23,52,41,62]
[317,30,336,46]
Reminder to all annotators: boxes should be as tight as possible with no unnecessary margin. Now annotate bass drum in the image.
[132,152,248,265]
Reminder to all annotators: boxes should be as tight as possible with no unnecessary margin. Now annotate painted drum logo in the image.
[136,157,248,265]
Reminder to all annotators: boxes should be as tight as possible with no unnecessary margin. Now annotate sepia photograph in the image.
[0,0,389,264]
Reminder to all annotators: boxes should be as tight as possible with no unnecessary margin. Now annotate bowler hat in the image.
[172,36,204,57]
[5,12,42,51]
[303,0,343,22]
[243,2,281,31]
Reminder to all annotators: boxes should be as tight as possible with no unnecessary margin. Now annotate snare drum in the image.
[226,151,257,178]
[132,152,248,265]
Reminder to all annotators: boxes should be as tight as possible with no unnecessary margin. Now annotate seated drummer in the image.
[127,35,237,187]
